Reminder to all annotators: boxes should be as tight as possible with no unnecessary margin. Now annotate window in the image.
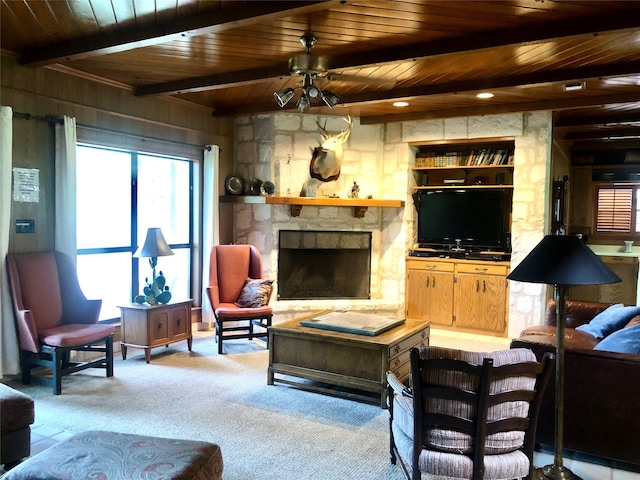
[76,145,193,320]
[594,184,640,236]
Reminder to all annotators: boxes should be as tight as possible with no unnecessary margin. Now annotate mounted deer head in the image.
[309,116,353,182]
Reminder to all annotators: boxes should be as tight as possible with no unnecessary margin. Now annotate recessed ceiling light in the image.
[476,92,494,99]
[564,82,585,92]
[393,101,409,107]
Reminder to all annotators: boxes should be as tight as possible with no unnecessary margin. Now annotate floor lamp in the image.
[507,235,620,480]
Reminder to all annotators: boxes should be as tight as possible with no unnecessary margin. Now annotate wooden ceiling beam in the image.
[564,128,640,141]
[358,92,640,125]
[19,1,336,67]
[341,62,640,104]
[135,11,640,97]
[556,112,640,128]
[570,139,640,151]
[210,62,640,117]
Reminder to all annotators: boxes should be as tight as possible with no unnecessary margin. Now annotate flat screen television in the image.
[416,189,511,251]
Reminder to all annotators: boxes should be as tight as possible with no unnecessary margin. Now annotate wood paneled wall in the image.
[1,53,235,253]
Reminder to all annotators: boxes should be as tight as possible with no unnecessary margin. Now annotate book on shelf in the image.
[416,146,514,168]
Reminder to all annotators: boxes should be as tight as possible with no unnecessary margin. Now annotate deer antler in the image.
[317,116,353,147]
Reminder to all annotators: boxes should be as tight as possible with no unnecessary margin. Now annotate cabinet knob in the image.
[394,346,401,355]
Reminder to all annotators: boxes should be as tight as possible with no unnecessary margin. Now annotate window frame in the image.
[76,143,195,321]
[591,182,640,242]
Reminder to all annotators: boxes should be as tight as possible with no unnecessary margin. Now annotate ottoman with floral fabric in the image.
[2,430,223,480]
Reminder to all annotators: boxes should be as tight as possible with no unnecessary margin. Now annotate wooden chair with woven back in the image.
[387,346,554,480]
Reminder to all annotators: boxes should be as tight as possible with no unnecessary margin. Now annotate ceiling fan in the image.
[274,31,340,112]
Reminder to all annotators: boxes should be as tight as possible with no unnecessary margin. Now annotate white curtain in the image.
[201,145,220,326]
[0,106,20,377]
[54,116,77,262]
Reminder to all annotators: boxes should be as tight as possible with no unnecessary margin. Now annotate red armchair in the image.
[206,245,273,354]
[6,251,114,394]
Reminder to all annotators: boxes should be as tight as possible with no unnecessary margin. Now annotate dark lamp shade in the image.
[507,235,621,286]
[134,227,174,258]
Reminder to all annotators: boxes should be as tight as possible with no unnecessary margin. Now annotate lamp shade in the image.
[134,227,174,258]
[507,234,620,286]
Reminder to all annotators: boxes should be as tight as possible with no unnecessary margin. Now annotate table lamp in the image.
[134,227,174,304]
[507,234,620,480]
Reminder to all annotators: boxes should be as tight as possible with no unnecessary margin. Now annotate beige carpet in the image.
[4,331,412,480]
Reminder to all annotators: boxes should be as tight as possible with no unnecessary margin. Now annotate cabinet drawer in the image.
[389,353,411,382]
[456,263,508,276]
[600,255,638,265]
[406,260,455,272]
[389,327,430,360]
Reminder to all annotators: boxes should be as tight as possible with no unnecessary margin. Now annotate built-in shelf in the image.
[219,195,405,218]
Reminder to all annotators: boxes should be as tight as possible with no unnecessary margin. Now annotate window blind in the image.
[596,187,633,232]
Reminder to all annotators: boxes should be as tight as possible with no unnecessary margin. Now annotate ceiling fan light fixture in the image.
[321,90,340,108]
[274,88,295,107]
[297,93,311,112]
[476,92,494,99]
[393,101,409,107]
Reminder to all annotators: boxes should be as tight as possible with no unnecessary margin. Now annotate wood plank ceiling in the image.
[2,0,640,155]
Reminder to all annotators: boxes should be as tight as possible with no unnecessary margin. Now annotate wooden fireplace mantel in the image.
[219,195,405,218]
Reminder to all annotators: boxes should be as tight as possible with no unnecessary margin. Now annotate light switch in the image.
[15,219,35,234]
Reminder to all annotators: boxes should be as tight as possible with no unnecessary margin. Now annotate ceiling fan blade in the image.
[326,73,396,88]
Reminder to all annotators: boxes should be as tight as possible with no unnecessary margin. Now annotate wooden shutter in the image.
[596,187,633,232]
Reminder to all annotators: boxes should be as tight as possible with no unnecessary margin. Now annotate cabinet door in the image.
[406,268,429,321]
[428,271,454,326]
[597,256,638,305]
[406,267,454,325]
[148,310,170,344]
[454,273,506,332]
[169,305,189,339]
[569,256,639,305]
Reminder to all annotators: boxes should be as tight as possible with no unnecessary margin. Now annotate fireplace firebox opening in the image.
[277,230,372,300]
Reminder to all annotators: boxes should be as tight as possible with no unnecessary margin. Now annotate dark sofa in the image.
[510,299,640,468]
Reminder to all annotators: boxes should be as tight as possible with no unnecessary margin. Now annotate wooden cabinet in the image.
[406,259,454,326]
[405,257,509,335]
[410,137,515,190]
[119,300,193,363]
[569,255,639,305]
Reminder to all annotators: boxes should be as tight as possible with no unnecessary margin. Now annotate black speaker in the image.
[496,172,506,185]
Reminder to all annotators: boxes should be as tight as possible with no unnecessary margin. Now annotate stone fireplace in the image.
[230,111,552,336]
[277,230,372,300]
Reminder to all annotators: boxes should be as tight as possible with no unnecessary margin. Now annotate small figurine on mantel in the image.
[348,181,360,199]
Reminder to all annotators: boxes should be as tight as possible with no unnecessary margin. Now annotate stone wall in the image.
[231,112,552,335]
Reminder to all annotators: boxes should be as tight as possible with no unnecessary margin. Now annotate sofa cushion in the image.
[626,315,640,328]
[593,324,640,354]
[519,326,600,350]
[575,304,640,338]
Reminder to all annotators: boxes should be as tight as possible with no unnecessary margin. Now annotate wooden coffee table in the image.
[267,311,430,408]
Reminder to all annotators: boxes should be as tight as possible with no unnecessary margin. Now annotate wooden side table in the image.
[119,300,193,363]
